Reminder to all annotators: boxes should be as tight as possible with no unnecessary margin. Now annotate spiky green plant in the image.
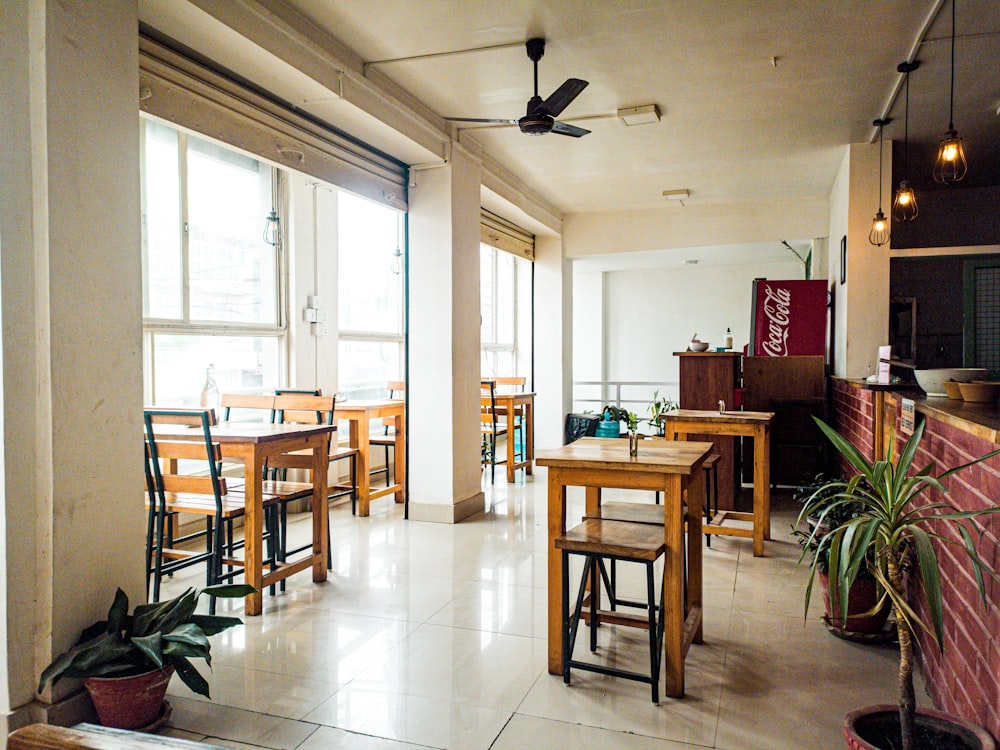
[38,584,254,699]
[797,418,1000,750]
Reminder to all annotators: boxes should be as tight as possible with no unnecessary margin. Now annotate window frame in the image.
[140,116,288,402]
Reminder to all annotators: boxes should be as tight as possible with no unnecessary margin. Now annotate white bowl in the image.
[689,341,710,352]
[914,368,987,397]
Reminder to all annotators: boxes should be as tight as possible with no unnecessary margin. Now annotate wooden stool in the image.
[556,519,667,703]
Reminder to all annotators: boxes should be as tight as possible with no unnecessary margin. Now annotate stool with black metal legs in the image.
[556,518,667,703]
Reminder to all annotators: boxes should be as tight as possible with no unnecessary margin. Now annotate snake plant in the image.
[797,418,1000,750]
[38,584,254,699]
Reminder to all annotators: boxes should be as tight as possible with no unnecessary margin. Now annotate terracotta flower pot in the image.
[83,665,173,730]
[820,572,891,635]
[844,705,995,750]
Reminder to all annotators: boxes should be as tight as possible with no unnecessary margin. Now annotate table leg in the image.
[506,397,516,483]
[524,401,533,475]
[393,410,405,504]
[686,468,704,643]
[243,450,266,616]
[547,470,567,674]
[753,427,771,555]
[312,435,329,582]
[662,473,686,698]
[353,416,371,517]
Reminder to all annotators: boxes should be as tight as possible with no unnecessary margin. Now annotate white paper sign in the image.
[877,345,892,384]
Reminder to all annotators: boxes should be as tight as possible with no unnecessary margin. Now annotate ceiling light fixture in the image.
[893,61,920,222]
[933,0,968,184]
[869,118,891,247]
[662,189,689,206]
[617,105,660,126]
[683,259,700,265]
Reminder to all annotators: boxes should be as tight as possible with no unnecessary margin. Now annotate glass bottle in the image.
[200,364,220,412]
[724,327,733,349]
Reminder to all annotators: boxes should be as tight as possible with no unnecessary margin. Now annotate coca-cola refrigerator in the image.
[749,279,828,357]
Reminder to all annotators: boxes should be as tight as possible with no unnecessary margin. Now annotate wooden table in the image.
[334,399,405,517]
[537,436,713,698]
[660,409,774,556]
[481,391,534,482]
[154,421,334,615]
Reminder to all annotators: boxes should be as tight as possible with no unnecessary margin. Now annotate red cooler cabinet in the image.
[749,279,828,357]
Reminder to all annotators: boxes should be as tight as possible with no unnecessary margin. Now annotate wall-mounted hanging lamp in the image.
[933,0,968,183]
[869,118,891,247]
[893,61,920,222]
[262,209,281,247]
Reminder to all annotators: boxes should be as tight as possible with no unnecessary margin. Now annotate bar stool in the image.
[556,518,667,703]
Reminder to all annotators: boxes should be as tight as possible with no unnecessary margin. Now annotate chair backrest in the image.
[492,376,526,392]
[480,380,498,427]
[387,381,405,398]
[273,394,335,426]
[221,394,276,422]
[144,408,228,505]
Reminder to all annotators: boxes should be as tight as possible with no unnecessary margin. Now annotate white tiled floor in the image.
[159,470,911,750]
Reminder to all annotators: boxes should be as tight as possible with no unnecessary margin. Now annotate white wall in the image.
[829,149,850,375]
[534,235,572,450]
[585,260,801,408]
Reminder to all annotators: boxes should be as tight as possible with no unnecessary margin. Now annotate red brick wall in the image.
[829,379,876,469]
[902,414,1000,740]
[828,380,1000,739]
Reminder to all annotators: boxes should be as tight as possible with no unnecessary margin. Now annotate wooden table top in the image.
[155,421,335,444]
[536,436,713,474]
[661,409,775,425]
[334,399,404,411]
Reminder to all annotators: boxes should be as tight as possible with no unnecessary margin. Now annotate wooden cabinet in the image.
[742,356,826,486]
[675,352,742,510]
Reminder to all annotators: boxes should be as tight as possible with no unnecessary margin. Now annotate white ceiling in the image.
[138,0,1000,266]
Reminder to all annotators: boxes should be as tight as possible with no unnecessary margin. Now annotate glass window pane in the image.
[187,136,276,324]
[142,120,182,319]
[496,252,515,346]
[338,192,402,334]
[151,333,280,407]
[480,246,494,345]
[337,339,401,400]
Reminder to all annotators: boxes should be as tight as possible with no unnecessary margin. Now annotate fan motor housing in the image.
[519,112,554,135]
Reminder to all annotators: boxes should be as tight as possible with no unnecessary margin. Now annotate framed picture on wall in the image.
[840,235,847,285]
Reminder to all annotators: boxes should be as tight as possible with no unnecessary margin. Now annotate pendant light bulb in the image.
[869,118,890,247]
[933,0,967,184]
[893,61,920,222]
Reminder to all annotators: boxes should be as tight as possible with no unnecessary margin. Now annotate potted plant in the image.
[792,475,891,637]
[647,390,678,437]
[38,584,254,730]
[798,418,1000,750]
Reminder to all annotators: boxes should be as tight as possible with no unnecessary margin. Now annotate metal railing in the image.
[572,380,680,416]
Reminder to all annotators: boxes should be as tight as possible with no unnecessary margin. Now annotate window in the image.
[481,244,517,376]
[141,117,285,406]
[337,191,404,399]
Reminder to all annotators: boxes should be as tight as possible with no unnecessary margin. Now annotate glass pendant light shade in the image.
[933,0,967,184]
[869,118,890,247]
[870,210,890,246]
[933,131,967,183]
[892,181,919,222]
[893,60,920,222]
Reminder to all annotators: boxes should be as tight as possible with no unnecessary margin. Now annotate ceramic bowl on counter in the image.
[957,381,1000,403]
[689,341,710,352]
[913,368,987,397]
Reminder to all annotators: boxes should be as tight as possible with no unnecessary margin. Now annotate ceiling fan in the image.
[445,38,590,137]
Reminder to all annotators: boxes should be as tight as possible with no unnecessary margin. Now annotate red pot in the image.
[83,665,173,730]
[820,572,891,634]
[844,705,995,750]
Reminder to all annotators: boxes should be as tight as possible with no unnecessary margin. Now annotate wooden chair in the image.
[369,381,405,486]
[481,379,523,483]
[143,408,280,612]
[556,519,667,703]
[270,393,357,584]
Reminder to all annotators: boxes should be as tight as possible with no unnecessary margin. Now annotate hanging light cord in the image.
[948,0,956,131]
[903,71,909,178]
[877,123,884,209]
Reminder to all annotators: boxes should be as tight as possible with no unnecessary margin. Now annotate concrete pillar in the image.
[534,236,572,449]
[407,146,484,522]
[0,0,144,730]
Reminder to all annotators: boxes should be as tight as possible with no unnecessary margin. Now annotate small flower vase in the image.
[628,428,639,457]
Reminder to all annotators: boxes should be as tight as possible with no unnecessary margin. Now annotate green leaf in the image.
[909,527,944,650]
[131,633,164,668]
[170,656,211,699]
[106,588,129,635]
[188,614,244,636]
[199,584,256,599]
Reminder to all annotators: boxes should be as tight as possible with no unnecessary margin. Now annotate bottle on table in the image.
[200,364,220,414]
